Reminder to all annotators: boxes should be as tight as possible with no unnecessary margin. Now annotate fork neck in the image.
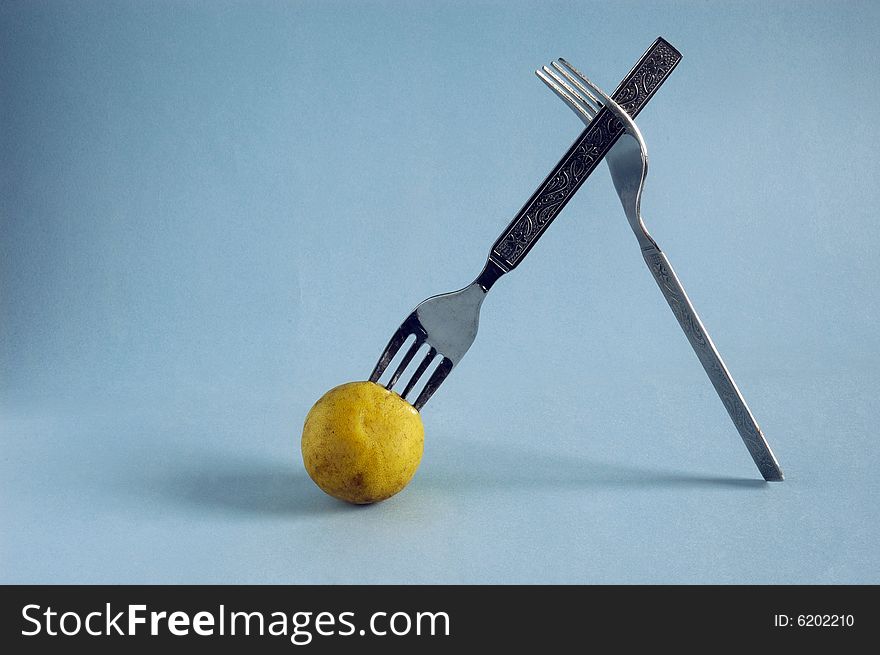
[474,258,506,292]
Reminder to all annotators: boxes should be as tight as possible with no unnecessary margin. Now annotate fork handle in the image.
[488,37,682,273]
[642,247,784,481]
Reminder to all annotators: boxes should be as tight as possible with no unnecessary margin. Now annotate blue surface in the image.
[2,1,879,584]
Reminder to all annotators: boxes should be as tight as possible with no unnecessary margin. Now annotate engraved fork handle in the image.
[483,38,682,279]
[643,247,784,480]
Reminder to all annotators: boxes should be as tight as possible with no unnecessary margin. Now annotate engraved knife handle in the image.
[643,246,784,481]
[488,37,682,273]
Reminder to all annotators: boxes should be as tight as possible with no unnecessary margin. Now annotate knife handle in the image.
[642,246,784,481]
[488,37,682,273]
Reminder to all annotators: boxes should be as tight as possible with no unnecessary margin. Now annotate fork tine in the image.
[547,63,602,115]
[536,67,596,125]
[552,60,603,113]
[400,347,437,400]
[557,58,648,154]
[385,337,422,390]
[556,59,616,113]
[412,357,453,411]
[369,326,410,383]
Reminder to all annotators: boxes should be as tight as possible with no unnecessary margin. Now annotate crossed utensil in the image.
[368,37,784,481]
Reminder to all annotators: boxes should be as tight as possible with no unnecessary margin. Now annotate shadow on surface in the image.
[419,436,768,491]
[149,435,765,517]
[164,456,358,517]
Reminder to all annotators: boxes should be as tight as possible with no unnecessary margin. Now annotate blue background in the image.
[2,0,878,583]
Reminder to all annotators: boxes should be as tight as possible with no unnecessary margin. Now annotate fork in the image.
[537,60,784,481]
[368,38,682,411]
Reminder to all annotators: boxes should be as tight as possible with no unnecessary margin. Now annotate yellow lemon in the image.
[301,381,424,504]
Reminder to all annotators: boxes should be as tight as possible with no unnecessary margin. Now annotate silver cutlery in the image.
[369,38,682,410]
[537,59,783,481]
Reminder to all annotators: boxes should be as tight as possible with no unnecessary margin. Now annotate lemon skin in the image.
[301,381,424,504]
